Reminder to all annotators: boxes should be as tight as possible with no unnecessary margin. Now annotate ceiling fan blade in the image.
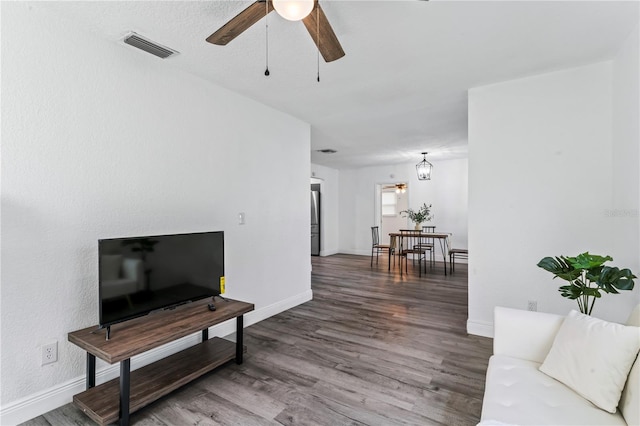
[302,2,345,62]
[206,0,274,46]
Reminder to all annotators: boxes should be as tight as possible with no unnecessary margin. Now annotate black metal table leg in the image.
[439,239,448,276]
[119,359,130,426]
[399,235,404,276]
[236,315,244,364]
[202,328,209,341]
[86,353,96,390]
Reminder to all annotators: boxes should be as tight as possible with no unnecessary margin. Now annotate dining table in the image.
[389,231,451,276]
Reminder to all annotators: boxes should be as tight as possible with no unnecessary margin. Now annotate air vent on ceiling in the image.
[316,149,338,154]
[123,32,178,59]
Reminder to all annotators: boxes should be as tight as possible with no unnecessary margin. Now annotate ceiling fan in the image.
[206,0,345,62]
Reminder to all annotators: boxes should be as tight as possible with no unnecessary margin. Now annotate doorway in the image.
[311,182,321,256]
[375,183,409,245]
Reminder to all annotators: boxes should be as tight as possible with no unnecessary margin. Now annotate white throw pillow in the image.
[539,310,640,413]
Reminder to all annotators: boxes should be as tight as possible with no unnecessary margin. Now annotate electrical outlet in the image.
[42,341,58,366]
[527,300,538,312]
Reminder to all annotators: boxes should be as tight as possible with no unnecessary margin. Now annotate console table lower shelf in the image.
[73,337,242,425]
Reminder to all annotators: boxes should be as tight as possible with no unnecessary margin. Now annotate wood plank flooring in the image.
[20,254,492,426]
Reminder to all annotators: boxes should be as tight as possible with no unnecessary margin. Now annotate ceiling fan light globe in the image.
[273,0,314,21]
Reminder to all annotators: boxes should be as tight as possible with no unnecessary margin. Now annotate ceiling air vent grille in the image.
[123,32,178,59]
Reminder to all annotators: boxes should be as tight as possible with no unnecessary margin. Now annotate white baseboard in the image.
[0,289,313,426]
[244,289,313,329]
[340,249,370,256]
[319,249,339,256]
[467,319,494,338]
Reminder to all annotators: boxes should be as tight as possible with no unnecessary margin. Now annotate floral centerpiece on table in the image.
[400,203,433,230]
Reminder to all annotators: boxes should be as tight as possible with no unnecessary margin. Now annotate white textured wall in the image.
[310,163,340,256]
[468,61,640,337]
[612,24,640,275]
[1,1,310,414]
[338,158,468,255]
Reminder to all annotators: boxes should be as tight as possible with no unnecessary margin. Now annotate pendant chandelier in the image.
[416,152,433,181]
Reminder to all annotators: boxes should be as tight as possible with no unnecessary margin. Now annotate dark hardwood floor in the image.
[21,254,492,426]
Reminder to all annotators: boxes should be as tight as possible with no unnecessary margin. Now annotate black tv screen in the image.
[98,231,224,328]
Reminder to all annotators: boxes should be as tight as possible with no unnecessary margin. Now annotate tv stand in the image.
[68,298,254,426]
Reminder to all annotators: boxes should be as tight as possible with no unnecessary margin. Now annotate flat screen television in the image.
[98,231,224,329]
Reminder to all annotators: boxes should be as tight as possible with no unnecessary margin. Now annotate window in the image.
[381,191,397,216]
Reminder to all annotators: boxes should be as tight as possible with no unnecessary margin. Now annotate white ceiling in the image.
[40,1,639,169]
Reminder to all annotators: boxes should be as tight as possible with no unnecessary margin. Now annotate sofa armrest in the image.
[494,307,565,363]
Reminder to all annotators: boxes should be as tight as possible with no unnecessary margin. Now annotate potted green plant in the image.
[121,237,159,262]
[537,252,636,315]
[400,203,433,230]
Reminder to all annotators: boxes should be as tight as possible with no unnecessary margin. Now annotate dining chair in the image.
[419,226,436,267]
[399,230,427,277]
[449,248,468,273]
[371,226,395,270]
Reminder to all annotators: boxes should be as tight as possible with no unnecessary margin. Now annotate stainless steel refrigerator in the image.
[311,184,321,256]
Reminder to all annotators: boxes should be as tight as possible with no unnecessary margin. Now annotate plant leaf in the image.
[567,252,612,270]
[537,256,580,281]
[582,287,602,297]
[558,284,583,299]
[595,266,636,293]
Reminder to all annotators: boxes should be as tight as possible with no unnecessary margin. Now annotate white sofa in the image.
[479,305,640,426]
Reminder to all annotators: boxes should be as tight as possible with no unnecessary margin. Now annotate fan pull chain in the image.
[265,0,270,76]
[316,4,320,82]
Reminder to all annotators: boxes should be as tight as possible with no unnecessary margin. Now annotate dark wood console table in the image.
[68,298,254,426]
